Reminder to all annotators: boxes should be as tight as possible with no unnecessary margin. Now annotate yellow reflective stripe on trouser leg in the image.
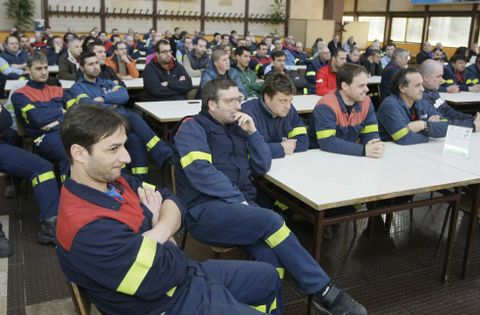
[31,171,56,187]
[316,129,336,140]
[306,71,316,76]
[391,127,409,141]
[251,304,267,313]
[359,124,379,134]
[21,104,36,124]
[288,126,307,138]
[265,222,291,248]
[166,286,177,297]
[269,298,277,313]
[146,136,161,151]
[131,167,149,175]
[116,237,157,295]
[60,175,66,182]
[276,267,284,279]
[180,151,212,168]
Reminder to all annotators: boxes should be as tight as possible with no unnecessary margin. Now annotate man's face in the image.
[195,39,207,55]
[69,40,82,57]
[185,38,193,50]
[53,37,63,48]
[424,42,432,52]
[214,54,230,73]
[81,127,131,184]
[115,43,128,57]
[98,33,107,42]
[401,72,424,102]
[396,53,410,67]
[332,51,347,70]
[221,36,230,45]
[6,37,19,53]
[373,53,381,64]
[333,35,339,43]
[385,45,395,57]
[157,44,172,64]
[257,45,268,58]
[27,61,49,83]
[264,37,272,46]
[214,34,221,42]
[272,55,286,72]
[274,40,282,50]
[82,56,101,78]
[237,39,246,47]
[125,36,134,47]
[453,60,466,72]
[319,48,331,62]
[236,50,251,68]
[349,50,360,62]
[295,42,303,52]
[20,37,30,49]
[423,64,443,90]
[264,92,293,117]
[433,50,443,60]
[93,45,107,65]
[341,72,369,103]
[209,87,244,124]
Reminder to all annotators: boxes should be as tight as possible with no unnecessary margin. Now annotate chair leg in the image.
[428,191,434,210]
[434,205,452,258]
[385,213,393,235]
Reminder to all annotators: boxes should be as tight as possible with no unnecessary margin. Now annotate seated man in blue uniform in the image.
[173,79,367,315]
[442,54,480,93]
[56,104,282,315]
[421,60,480,131]
[0,104,59,255]
[242,72,308,159]
[70,51,173,179]
[309,63,384,158]
[12,52,73,180]
[377,67,449,145]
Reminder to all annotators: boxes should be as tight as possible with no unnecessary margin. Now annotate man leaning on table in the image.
[241,72,308,159]
[377,67,449,145]
[173,79,367,315]
[421,60,480,132]
[309,63,384,158]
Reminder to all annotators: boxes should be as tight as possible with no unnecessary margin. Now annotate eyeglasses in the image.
[219,96,245,106]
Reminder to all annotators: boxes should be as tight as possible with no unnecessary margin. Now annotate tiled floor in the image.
[1,177,480,315]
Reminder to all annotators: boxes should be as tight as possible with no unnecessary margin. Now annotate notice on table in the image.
[442,125,473,159]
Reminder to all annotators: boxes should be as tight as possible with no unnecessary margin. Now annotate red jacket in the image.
[315,64,337,96]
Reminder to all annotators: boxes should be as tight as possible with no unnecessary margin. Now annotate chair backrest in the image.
[15,118,27,137]
[67,282,91,315]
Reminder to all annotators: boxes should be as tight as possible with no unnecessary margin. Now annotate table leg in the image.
[442,187,461,282]
[462,184,480,278]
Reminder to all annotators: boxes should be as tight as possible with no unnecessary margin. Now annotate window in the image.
[429,17,471,48]
[343,16,354,23]
[391,17,423,43]
[358,16,386,42]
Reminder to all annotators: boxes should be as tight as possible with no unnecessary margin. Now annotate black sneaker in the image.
[38,216,56,245]
[0,224,12,258]
[323,226,335,240]
[313,284,367,315]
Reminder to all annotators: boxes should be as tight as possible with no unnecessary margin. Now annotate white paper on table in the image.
[442,125,473,159]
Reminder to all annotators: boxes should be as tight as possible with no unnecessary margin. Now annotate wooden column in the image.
[284,0,291,36]
[244,0,249,36]
[323,0,344,37]
[100,0,106,32]
[152,0,158,31]
[384,0,391,43]
[469,4,479,47]
[200,0,206,31]
[42,0,49,27]
[421,5,430,44]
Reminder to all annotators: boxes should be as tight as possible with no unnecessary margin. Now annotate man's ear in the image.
[70,144,87,164]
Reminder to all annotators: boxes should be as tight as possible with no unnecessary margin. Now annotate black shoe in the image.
[0,225,12,258]
[38,216,56,245]
[323,226,335,240]
[313,285,367,315]
[4,184,15,199]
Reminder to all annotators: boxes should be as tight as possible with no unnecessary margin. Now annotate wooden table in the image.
[258,142,480,283]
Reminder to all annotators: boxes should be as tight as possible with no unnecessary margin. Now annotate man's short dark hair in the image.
[5,35,19,44]
[390,67,419,96]
[336,63,368,89]
[450,54,467,63]
[86,40,104,53]
[262,72,296,98]
[61,105,129,162]
[234,46,250,57]
[201,79,238,111]
[332,47,346,58]
[26,52,48,68]
[155,39,170,52]
[270,49,286,60]
[194,37,207,46]
[257,41,268,50]
[79,51,97,66]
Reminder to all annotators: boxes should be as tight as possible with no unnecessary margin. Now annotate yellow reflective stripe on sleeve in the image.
[466,78,479,85]
[303,87,308,95]
[360,124,379,134]
[442,79,454,85]
[274,200,288,211]
[166,286,177,297]
[75,93,89,102]
[180,151,212,169]
[18,76,27,81]
[0,63,9,71]
[276,267,285,279]
[6,104,14,111]
[142,182,156,190]
[60,175,66,182]
[255,63,262,73]
[66,98,76,109]
[116,237,157,295]
[288,126,307,138]
[440,119,448,122]
[391,127,409,141]
[316,129,336,139]
[269,298,277,313]
[21,104,36,123]
[306,71,316,76]
[265,222,291,248]
[146,136,161,151]
[31,171,56,187]
[131,167,149,175]
[251,304,267,313]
